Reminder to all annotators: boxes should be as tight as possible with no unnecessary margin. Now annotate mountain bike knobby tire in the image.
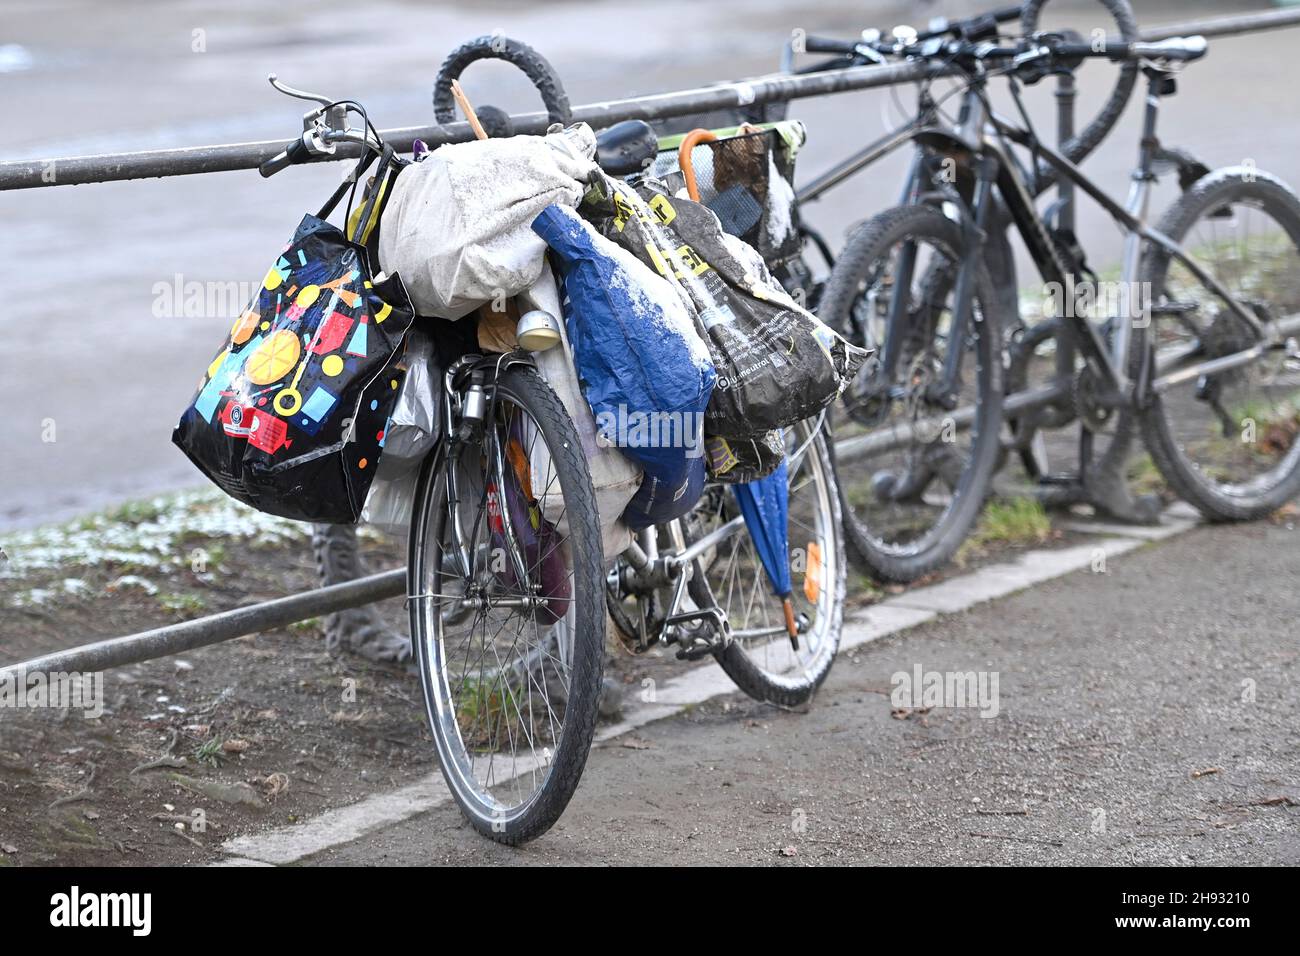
[1134,169,1300,521]
[819,204,1006,582]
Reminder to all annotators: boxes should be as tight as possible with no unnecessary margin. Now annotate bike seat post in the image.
[1055,70,1076,235]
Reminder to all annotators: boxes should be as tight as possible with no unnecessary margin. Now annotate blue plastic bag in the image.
[533,204,715,529]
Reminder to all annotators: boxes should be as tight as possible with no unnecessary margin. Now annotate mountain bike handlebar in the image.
[890,32,1208,73]
[799,4,1022,58]
[1051,35,1208,63]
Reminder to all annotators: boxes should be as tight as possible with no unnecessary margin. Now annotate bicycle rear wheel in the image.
[819,204,1005,582]
[408,365,604,844]
[1134,169,1300,520]
[686,417,844,707]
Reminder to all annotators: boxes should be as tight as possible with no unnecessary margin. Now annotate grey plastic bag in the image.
[379,328,439,475]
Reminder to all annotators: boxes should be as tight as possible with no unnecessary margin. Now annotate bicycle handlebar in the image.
[258,127,380,178]
[259,134,314,178]
[899,32,1207,72]
[1050,35,1208,63]
[916,4,1022,41]
[798,3,1023,59]
[801,35,860,56]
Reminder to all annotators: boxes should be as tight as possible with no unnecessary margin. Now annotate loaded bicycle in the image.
[255,44,847,844]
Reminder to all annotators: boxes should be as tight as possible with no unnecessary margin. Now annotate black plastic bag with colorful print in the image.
[172,148,417,524]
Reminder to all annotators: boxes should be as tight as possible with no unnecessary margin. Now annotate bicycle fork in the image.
[932,154,1000,407]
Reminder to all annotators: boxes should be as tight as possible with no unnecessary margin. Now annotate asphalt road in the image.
[300,520,1299,865]
[3,0,1297,530]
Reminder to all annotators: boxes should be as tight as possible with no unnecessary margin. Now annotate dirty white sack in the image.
[378,124,598,319]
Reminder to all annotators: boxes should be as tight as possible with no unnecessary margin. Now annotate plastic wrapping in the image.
[360,461,421,537]
[584,174,869,440]
[705,430,785,484]
[517,261,642,558]
[359,329,439,537]
[534,203,716,530]
[379,328,439,475]
[378,124,598,319]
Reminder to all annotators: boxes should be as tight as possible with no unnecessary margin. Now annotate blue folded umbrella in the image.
[732,455,801,648]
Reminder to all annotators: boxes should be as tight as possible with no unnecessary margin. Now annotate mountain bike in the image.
[786,1,1151,581]
[820,32,1300,554]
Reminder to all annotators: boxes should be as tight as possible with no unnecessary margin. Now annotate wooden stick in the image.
[450,80,489,140]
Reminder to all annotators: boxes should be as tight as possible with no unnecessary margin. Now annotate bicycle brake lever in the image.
[267,73,334,108]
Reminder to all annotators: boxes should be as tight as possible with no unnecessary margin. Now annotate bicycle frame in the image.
[612,412,831,651]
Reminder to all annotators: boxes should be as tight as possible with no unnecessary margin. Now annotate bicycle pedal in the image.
[675,639,717,662]
[1036,472,1082,488]
[664,606,727,660]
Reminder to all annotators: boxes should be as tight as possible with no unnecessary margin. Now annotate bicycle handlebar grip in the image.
[801,35,860,55]
[1053,34,1207,63]
[259,135,311,178]
[1132,35,1207,61]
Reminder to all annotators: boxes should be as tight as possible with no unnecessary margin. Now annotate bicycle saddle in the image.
[595,120,658,176]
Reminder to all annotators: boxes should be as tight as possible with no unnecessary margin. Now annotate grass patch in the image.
[105,499,168,525]
[194,737,227,769]
[1127,453,1168,498]
[957,497,1052,565]
[159,592,207,616]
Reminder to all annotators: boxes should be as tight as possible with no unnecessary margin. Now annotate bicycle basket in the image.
[649,120,806,269]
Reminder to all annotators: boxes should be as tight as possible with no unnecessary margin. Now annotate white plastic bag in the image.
[360,464,419,538]
[378,124,598,319]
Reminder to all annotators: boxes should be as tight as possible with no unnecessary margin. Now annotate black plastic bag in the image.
[584,174,868,439]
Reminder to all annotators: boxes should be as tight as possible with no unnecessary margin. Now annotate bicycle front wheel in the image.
[1135,169,1300,520]
[408,364,604,845]
[819,204,1005,582]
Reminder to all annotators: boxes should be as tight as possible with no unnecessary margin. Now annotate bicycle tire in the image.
[1133,169,1300,521]
[819,204,1005,582]
[689,420,844,707]
[408,364,604,845]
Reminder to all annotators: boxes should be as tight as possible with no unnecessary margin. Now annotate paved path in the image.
[209,518,1299,865]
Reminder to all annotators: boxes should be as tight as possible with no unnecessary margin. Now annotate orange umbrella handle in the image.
[677,128,717,202]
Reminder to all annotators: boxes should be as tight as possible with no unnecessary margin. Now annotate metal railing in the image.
[3,6,1300,682]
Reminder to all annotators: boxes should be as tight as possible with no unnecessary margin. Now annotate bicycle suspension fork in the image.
[930,153,999,407]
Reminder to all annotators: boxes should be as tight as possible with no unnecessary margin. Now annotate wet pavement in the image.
[2,0,1296,529]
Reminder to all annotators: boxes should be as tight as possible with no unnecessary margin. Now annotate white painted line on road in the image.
[208,856,274,867]
[841,604,937,650]
[216,515,1196,866]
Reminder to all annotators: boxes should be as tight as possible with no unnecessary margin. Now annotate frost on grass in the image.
[0,488,305,597]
